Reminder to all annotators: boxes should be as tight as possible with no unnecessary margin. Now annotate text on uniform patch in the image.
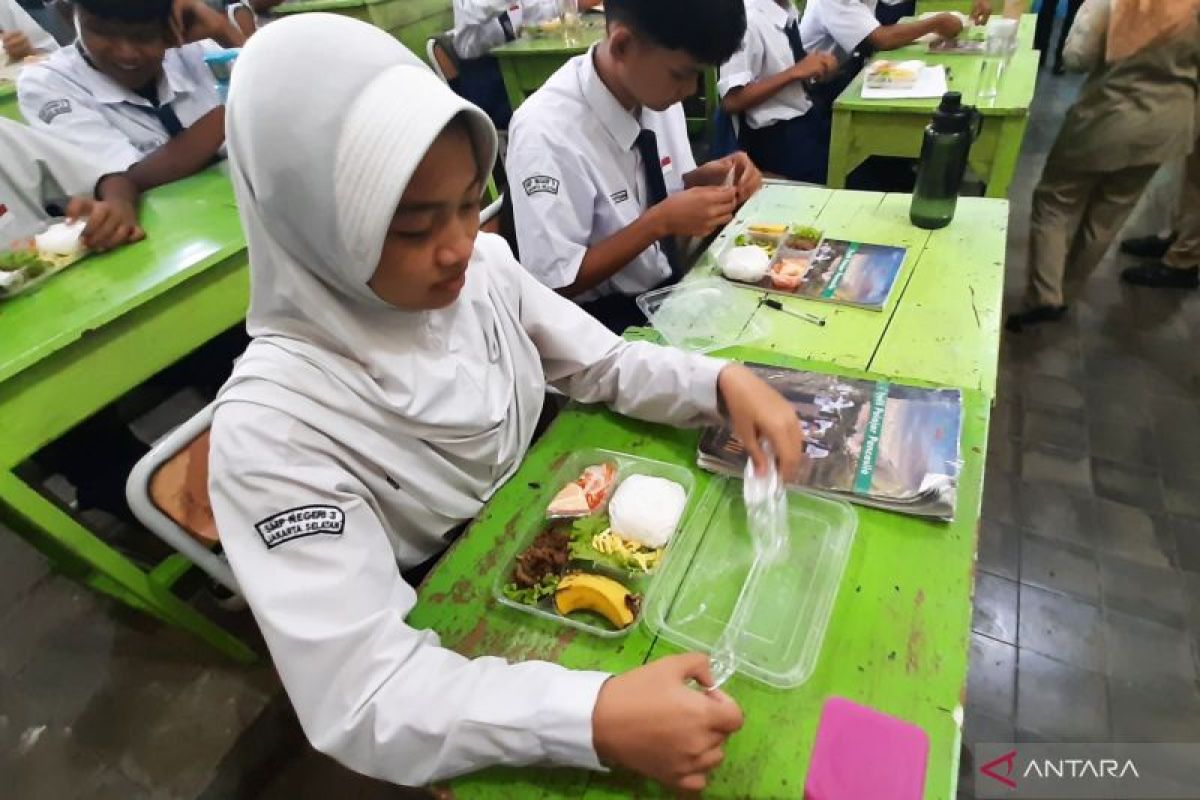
[38,100,71,125]
[255,505,346,549]
[523,176,560,196]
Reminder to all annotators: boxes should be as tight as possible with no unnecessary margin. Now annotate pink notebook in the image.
[804,697,930,800]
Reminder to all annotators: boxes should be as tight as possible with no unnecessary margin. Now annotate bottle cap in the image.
[932,92,972,134]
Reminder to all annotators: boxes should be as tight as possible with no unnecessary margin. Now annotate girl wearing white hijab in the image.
[209,14,803,792]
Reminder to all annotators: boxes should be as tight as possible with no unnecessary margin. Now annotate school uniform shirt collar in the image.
[70,42,198,107]
[578,45,641,152]
[758,0,798,30]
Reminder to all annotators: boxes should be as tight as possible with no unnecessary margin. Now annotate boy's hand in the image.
[593,654,744,793]
[2,30,34,62]
[790,52,839,83]
[970,0,992,25]
[650,186,737,238]
[930,13,965,39]
[718,364,804,481]
[66,196,145,252]
[723,151,762,206]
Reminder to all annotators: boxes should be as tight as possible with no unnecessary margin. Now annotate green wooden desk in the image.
[0,167,254,662]
[274,0,453,59]
[828,46,1037,199]
[410,184,1005,798]
[491,18,607,111]
[693,183,1006,396]
[411,357,990,800]
[889,12,1037,59]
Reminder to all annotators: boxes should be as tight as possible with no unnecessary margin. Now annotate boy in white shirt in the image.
[450,0,601,128]
[18,0,242,182]
[507,0,763,332]
[1,0,59,61]
[718,0,839,183]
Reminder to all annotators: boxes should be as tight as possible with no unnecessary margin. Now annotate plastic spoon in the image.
[706,443,788,691]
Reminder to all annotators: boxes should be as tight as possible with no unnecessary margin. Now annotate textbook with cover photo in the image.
[719,223,907,311]
[697,364,963,520]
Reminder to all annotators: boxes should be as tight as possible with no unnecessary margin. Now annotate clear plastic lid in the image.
[636,277,768,353]
[643,478,857,689]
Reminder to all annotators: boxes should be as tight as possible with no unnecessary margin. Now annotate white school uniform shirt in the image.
[0,0,58,60]
[210,236,728,784]
[17,42,221,173]
[453,0,560,60]
[507,47,697,299]
[800,0,882,61]
[718,0,814,130]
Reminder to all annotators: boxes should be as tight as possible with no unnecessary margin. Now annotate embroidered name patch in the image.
[610,189,629,203]
[38,99,71,124]
[255,505,345,549]
[523,175,560,196]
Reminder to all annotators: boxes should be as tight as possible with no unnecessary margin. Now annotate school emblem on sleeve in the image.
[610,189,629,203]
[38,99,71,124]
[522,175,560,196]
[254,505,346,549]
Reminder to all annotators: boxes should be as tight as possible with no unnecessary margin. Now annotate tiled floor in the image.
[3,43,1199,800]
[959,52,1200,800]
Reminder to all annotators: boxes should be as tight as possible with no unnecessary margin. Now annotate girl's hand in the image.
[717,364,804,481]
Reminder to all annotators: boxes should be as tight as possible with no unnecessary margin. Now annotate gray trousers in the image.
[1165,145,1200,270]
[1027,162,1158,308]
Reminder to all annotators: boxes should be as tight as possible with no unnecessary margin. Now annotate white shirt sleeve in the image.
[718,27,761,96]
[480,237,726,426]
[506,127,596,290]
[208,410,612,787]
[819,0,880,55]
[1,0,59,56]
[17,66,143,172]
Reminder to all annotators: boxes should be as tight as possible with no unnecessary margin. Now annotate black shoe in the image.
[1119,233,1177,259]
[1120,263,1199,289]
[1005,305,1068,332]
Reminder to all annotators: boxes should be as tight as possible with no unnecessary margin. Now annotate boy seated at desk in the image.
[506,0,763,333]
[450,0,603,129]
[2,0,60,61]
[17,0,244,188]
[718,0,839,184]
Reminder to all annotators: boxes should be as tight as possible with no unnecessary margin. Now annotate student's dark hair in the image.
[605,0,746,66]
[73,0,174,25]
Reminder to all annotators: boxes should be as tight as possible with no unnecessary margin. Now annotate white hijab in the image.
[217,14,546,530]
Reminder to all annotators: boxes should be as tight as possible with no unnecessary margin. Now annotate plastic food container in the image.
[0,218,87,300]
[642,478,857,689]
[635,277,769,354]
[494,449,698,638]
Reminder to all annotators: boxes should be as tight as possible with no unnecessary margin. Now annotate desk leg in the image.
[496,58,527,112]
[0,470,257,664]
[828,109,853,190]
[985,116,1030,199]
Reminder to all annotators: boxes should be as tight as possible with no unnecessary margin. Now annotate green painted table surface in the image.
[411,184,1004,798]
[411,350,990,800]
[916,0,1031,13]
[0,166,255,662]
[829,23,1039,199]
[490,17,608,110]
[692,183,1006,396]
[889,13,1036,59]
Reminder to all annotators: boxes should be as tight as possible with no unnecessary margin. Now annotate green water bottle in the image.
[910,92,980,230]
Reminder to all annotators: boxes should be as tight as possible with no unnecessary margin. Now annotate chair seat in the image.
[148,431,219,547]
